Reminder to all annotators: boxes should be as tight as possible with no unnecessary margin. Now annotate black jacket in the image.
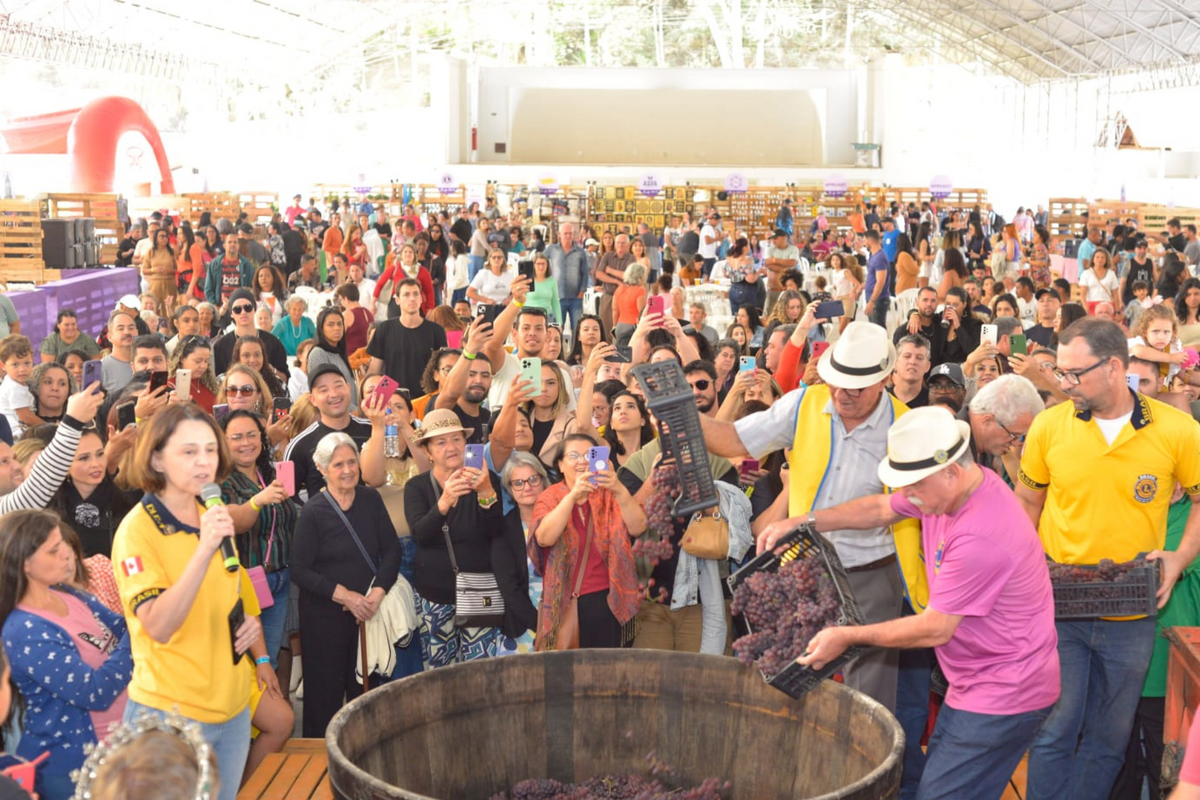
[493,509,539,638]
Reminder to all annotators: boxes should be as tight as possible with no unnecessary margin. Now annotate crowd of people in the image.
[1,192,1200,800]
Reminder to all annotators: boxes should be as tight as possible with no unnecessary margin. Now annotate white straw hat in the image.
[876,406,972,488]
[816,321,897,390]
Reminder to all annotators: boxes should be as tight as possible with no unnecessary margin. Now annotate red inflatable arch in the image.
[0,96,175,194]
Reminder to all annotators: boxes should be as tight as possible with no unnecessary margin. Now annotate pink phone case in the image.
[275,462,295,496]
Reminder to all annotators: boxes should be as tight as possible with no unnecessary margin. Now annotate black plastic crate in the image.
[1051,554,1160,620]
[726,524,868,699]
[631,361,717,517]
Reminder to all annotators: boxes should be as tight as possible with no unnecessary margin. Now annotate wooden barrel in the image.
[326,650,903,800]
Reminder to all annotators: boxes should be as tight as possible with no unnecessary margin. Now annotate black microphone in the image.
[200,483,240,573]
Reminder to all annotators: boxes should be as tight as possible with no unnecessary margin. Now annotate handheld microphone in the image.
[200,483,240,573]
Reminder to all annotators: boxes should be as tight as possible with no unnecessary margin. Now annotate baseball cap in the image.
[117,294,141,311]
[1035,288,1059,300]
[928,362,966,388]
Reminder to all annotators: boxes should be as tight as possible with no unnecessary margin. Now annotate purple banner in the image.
[7,267,139,352]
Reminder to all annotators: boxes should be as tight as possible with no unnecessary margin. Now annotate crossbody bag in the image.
[430,473,506,628]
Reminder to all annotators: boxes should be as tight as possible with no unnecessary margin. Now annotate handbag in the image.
[245,477,277,609]
[538,514,593,652]
[430,474,506,628]
[680,509,729,560]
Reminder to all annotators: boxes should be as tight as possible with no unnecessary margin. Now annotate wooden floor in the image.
[1000,756,1028,800]
[236,739,332,800]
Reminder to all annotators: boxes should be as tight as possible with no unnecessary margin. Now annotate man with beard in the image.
[895,287,956,368]
[435,317,494,444]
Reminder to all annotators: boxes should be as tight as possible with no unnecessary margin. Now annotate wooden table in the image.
[1165,626,1200,788]
[237,739,334,800]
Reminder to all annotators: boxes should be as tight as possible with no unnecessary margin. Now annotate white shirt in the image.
[735,387,896,567]
[1080,268,1119,303]
[355,278,377,302]
[470,269,513,305]
[699,224,718,259]
[0,376,33,431]
[1017,296,1037,324]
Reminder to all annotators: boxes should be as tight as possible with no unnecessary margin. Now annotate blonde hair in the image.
[90,730,217,800]
[217,364,272,412]
[1134,302,1179,344]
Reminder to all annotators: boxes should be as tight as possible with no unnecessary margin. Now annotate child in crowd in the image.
[0,334,40,432]
[1128,303,1186,388]
[810,275,832,305]
[1124,280,1151,332]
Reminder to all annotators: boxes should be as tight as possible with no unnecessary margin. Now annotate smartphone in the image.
[813,300,846,319]
[82,359,103,393]
[371,375,399,407]
[739,355,757,373]
[981,324,998,347]
[174,368,192,399]
[739,457,760,476]
[604,348,630,363]
[213,403,230,422]
[464,444,485,470]
[518,261,536,283]
[272,397,292,421]
[1126,373,1141,393]
[227,598,246,666]
[1010,333,1028,356]
[647,295,666,318]
[588,446,611,483]
[117,402,137,431]
[477,304,503,326]
[274,461,295,496]
[810,341,831,361]
[149,370,169,393]
[520,357,542,392]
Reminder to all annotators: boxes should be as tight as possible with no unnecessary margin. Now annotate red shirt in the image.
[570,504,610,596]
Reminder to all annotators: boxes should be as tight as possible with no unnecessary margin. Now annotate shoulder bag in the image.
[537,512,593,651]
[680,508,729,561]
[430,474,506,628]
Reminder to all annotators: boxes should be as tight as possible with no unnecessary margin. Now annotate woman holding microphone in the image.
[112,403,273,800]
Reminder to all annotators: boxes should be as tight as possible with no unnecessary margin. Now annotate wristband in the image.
[255,656,271,666]
[463,351,477,360]
[512,300,525,308]
[249,498,261,512]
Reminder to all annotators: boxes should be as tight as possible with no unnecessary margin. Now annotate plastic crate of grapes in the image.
[727,523,868,699]
[1049,554,1161,620]
[631,361,718,517]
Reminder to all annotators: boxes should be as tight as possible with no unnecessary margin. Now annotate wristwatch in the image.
[806,511,818,529]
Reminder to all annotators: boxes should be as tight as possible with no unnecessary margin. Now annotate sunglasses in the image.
[689,379,711,391]
[232,304,255,315]
[225,384,256,397]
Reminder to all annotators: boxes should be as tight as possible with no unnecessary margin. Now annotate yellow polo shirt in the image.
[112,496,258,724]
[1018,393,1200,565]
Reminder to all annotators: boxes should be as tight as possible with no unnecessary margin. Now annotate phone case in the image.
[647,296,666,316]
[275,461,295,496]
[228,598,245,665]
[740,458,760,475]
[588,446,610,482]
[213,404,230,422]
[174,369,192,398]
[740,356,756,372]
[520,357,542,392]
[373,376,399,406]
[464,444,485,469]
[273,398,291,420]
[82,360,103,390]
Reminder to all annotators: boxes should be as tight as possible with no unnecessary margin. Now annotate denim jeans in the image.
[124,700,251,800]
[560,297,583,334]
[917,702,1054,800]
[1026,617,1155,800]
[259,567,290,669]
[468,254,484,282]
[896,612,935,799]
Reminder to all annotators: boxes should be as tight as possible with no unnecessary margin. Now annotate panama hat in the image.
[876,406,972,489]
[816,321,897,390]
[413,408,474,443]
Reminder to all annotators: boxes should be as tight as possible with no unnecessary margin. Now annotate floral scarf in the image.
[528,481,641,649]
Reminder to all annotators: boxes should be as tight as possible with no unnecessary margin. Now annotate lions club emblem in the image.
[1134,474,1158,504]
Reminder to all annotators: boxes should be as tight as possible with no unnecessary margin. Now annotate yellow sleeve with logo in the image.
[1176,419,1200,496]
[112,514,169,616]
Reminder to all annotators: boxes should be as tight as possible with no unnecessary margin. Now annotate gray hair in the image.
[196,302,217,315]
[287,295,309,312]
[897,333,931,355]
[995,316,1023,337]
[969,374,1045,427]
[312,432,358,471]
[773,324,797,341]
[501,451,550,495]
[624,263,647,285]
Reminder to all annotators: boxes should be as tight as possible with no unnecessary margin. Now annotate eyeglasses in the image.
[688,379,711,391]
[1051,359,1107,386]
[227,432,261,443]
[510,475,544,491]
[994,418,1025,444]
[232,304,255,315]
[563,451,590,463]
[226,385,256,397]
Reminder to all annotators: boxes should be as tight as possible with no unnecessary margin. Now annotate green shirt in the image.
[38,331,101,360]
[1144,495,1200,697]
[524,276,561,324]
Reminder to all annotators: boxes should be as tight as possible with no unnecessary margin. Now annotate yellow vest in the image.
[787,384,929,611]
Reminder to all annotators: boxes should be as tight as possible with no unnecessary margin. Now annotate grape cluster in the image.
[731,557,842,678]
[634,464,684,572]
[489,773,730,800]
[1047,557,1142,585]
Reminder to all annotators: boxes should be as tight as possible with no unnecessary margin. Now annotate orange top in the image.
[613,284,646,327]
[323,226,344,256]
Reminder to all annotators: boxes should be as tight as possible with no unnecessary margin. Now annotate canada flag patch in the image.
[121,556,144,577]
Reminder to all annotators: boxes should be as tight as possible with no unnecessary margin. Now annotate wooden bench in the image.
[237,739,333,800]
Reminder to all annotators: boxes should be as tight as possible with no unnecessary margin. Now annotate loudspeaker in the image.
[41,219,76,268]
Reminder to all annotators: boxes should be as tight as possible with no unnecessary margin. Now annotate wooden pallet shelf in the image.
[237,191,277,224]
[0,200,45,282]
[41,192,122,264]
[1049,197,1089,238]
[1141,206,1200,239]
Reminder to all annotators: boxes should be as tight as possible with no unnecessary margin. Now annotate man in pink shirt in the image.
[759,405,1059,800]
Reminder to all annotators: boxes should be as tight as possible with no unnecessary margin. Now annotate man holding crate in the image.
[1014,317,1200,800]
[759,405,1060,800]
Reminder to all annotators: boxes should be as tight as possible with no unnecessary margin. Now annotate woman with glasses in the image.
[218,365,292,450]
[467,247,514,308]
[494,451,548,656]
[530,433,644,650]
[169,335,219,413]
[522,253,561,325]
